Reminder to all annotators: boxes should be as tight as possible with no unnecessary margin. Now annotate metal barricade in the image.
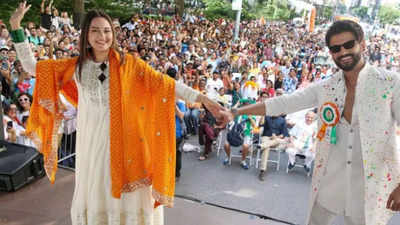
[57,119,77,171]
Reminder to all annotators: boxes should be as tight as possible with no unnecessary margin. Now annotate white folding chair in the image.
[225,95,232,108]
[286,153,311,177]
[255,146,282,171]
[255,128,284,171]
[215,128,225,157]
[227,133,255,167]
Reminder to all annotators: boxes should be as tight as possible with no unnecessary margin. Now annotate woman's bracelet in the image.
[10,29,26,43]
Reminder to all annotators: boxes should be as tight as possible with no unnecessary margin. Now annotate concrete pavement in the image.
[175,135,400,225]
[0,135,399,225]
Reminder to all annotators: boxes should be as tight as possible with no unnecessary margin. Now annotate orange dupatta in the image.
[26,50,176,207]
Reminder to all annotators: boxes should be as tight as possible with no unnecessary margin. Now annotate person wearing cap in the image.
[0,46,9,58]
[222,98,257,170]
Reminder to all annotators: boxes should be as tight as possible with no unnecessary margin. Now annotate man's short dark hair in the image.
[166,67,177,79]
[325,20,364,47]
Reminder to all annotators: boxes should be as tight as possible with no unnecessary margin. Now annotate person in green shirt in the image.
[223,99,257,169]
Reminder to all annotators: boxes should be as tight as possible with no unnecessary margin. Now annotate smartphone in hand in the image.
[1,60,9,70]
[7,121,13,129]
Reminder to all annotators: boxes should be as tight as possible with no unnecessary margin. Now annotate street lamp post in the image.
[232,0,242,42]
[234,10,242,41]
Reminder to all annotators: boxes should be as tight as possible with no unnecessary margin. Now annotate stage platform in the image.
[0,168,284,225]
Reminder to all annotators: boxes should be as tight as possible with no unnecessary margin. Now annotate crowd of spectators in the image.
[0,3,399,167]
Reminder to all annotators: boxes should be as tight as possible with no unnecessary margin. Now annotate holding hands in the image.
[387,185,400,211]
[217,108,235,128]
[199,96,224,120]
[195,94,231,127]
[200,97,234,128]
[206,99,267,128]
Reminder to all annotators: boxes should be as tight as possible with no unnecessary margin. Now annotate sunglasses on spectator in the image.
[19,97,29,102]
[328,40,356,53]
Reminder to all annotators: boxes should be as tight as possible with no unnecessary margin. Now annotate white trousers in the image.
[286,147,315,168]
[309,202,365,225]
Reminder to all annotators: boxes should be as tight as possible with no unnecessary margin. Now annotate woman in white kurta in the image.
[69,60,164,224]
[10,3,221,225]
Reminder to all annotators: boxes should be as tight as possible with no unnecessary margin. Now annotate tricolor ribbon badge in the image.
[317,102,340,144]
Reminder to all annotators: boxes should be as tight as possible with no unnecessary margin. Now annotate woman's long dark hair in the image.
[16,92,33,113]
[77,10,125,81]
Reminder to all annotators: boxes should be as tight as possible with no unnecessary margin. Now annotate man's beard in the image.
[333,52,362,71]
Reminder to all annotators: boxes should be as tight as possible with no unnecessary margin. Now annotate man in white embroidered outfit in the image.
[219,20,400,225]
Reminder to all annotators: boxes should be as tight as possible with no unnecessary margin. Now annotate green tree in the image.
[247,0,296,20]
[351,6,369,20]
[176,0,185,17]
[74,0,84,29]
[202,0,235,20]
[0,0,141,28]
[321,6,333,20]
[378,5,400,25]
[337,3,347,15]
[201,0,296,21]
[84,0,141,22]
[0,0,42,27]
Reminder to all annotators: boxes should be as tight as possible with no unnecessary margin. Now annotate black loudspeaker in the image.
[0,140,45,192]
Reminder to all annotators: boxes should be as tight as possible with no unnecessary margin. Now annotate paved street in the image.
[171,135,400,225]
[1,134,399,225]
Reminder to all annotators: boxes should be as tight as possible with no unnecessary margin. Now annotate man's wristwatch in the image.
[230,108,238,117]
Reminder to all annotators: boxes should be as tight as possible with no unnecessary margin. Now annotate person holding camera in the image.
[3,103,23,143]
[16,93,32,122]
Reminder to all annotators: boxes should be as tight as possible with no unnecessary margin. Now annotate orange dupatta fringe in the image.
[26,50,176,207]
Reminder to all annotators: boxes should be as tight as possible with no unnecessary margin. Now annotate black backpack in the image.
[227,119,247,147]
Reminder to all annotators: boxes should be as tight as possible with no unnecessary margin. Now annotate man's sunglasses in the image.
[328,40,356,53]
